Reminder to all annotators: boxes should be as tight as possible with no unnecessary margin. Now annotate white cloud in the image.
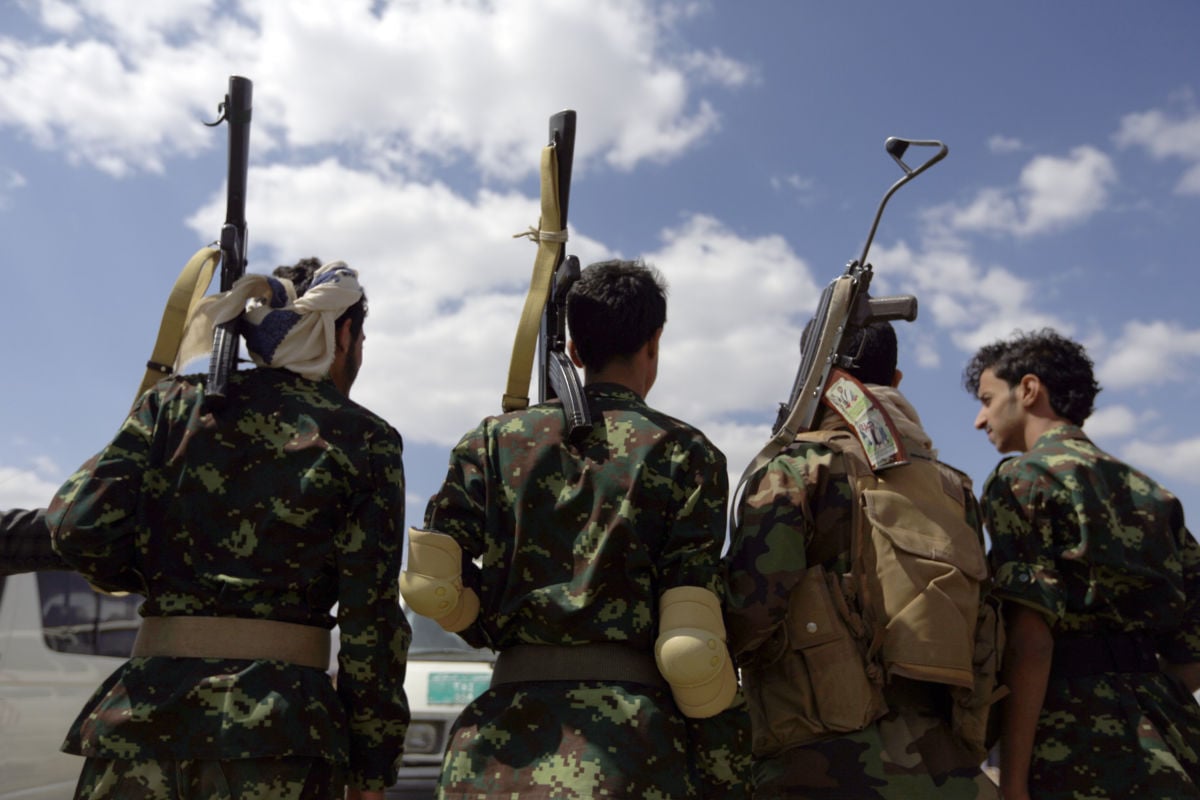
[1083,404,1146,440]
[0,0,749,179]
[941,146,1117,238]
[870,240,1072,358]
[0,463,64,508]
[640,214,819,425]
[1096,319,1200,390]
[987,134,1024,154]
[1114,106,1200,196]
[1123,437,1200,488]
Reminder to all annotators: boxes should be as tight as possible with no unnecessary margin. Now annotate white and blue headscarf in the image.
[178,260,363,380]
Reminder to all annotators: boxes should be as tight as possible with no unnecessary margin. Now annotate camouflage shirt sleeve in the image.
[335,428,411,790]
[655,431,729,597]
[981,460,1065,624]
[1158,501,1200,663]
[48,386,157,593]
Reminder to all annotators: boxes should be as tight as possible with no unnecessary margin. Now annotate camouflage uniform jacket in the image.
[983,423,1200,799]
[726,386,997,799]
[425,382,743,799]
[48,368,411,792]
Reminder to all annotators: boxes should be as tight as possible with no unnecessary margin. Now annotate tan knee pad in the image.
[398,528,479,633]
[654,585,737,718]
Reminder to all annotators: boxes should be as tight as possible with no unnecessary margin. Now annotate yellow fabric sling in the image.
[503,144,567,412]
[134,246,220,406]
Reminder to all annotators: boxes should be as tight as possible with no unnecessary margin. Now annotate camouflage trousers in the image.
[73,756,345,800]
[438,681,724,799]
[751,703,998,800]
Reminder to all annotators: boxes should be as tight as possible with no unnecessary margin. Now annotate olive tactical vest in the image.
[741,428,1004,760]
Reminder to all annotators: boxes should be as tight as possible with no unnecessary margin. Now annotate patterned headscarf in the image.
[178,261,363,380]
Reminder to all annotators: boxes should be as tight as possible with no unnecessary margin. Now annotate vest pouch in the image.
[743,565,885,758]
[861,476,987,690]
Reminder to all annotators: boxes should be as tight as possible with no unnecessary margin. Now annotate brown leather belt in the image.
[132,616,331,670]
[491,643,667,689]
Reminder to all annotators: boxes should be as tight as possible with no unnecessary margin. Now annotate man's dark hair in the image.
[567,259,667,371]
[801,318,897,386]
[963,328,1100,426]
[274,257,368,339]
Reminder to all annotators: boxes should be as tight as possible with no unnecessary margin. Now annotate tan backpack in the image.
[741,429,1005,760]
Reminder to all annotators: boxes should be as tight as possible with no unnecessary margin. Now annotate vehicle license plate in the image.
[428,673,492,705]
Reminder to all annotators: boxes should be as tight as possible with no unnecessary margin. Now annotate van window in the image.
[37,571,141,658]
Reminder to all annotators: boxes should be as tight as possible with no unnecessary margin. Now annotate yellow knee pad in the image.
[654,585,737,718]
[398,528,480,633]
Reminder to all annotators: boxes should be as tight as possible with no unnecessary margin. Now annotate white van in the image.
[0,572,494,800]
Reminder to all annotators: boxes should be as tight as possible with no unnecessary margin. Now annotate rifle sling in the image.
[503,144,566,412]
[135,246,220,406]
[133,615,331,670]
[491,643,667,689]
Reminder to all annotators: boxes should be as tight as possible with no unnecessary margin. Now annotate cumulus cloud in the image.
[1122,437,1200,488]
[943,146,1117,237]
[870,239,1072,357]
[1084,404,1146,440]
[0,463,64,508]
[0,0,749,179]
[1096,319,1200,390]
[1114,105,1200,195]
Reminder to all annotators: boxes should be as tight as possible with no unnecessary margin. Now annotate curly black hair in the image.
[963,328,1101,425]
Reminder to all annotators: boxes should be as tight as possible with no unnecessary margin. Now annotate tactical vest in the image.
[740,429,1005,760]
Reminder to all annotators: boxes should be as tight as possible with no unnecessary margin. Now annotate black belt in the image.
[491,643,667,689]
[1051,632,1158,680]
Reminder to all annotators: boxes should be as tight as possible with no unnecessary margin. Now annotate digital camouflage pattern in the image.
[726,386,997,799]
[48,368,411,793]
[73,755,344,799]
[983,423,1200,799]
[424,382,750,798]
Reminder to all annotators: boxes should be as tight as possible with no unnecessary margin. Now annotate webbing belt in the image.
[503,143,566,412]
[491,643,667,689]
[132,616,331,670]
[134,246,220,406]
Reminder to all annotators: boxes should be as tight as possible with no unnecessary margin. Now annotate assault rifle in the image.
[203,75,253,409]
[504,110,591,440]
[734,137,948,513]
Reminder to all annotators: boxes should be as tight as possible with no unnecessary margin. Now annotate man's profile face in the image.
[974,368,1025,453]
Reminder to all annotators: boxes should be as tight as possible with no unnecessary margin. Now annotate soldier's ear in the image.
[1017,374,1041,408]
[335,318,353,354]
[568,340,584,369]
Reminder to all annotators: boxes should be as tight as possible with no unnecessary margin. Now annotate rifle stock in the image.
[205,75,253,409]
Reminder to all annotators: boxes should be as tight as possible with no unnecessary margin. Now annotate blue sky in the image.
[2,0,1199,531]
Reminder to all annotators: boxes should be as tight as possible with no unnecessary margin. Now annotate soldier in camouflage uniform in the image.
[727,321,1000,799]
[47,258,411,800]
[402,259,750,799]
[966,328,1200,800]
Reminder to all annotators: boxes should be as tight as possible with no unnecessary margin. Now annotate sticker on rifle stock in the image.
[822,369,908,471]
